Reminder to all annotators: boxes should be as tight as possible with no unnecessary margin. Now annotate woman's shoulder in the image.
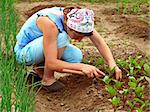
[35,7,64,32]
[37,7,64,15]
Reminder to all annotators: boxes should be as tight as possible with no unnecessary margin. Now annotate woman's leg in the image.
[21,36,66,78]
[33,44,82,78]
[15,37,83,85]
[41,46,67,85]
[61,44,83,63]
[42,44,82,85]
[15,36,44,66]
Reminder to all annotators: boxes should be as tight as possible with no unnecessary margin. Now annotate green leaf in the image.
[134,98,144,104]
[135,65,142,70]
[112,96,120,106]
[129,76,137,83]
[136,84,144,92]
[106,85,117,97]
[144,64,150,71]
[110,67,115,75]
[137,76,145,82]
[144,76,150,83]
[141,100,149,109]
[102,76,112,85]
[116,59,127,68]
[134,108,143,112]
[114,80,123,89]
[120,89,129,95]
[135,84,144,98]
[144,63,150,74]
[129,66,134,75]
[128,82,137,89]
[127,100,134,109]
[83,59,90,64]
[95,58,104,67]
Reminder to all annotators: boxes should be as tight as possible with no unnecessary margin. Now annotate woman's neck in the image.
[63,22,67,33]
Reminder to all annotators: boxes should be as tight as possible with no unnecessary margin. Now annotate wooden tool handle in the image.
[62,69,84,75]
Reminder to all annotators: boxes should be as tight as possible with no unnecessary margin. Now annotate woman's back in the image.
[16,7,65,48]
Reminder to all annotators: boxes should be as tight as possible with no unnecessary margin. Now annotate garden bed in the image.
[5,1,149,112]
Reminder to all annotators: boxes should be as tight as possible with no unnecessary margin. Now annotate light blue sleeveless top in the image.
[16,7,69,49]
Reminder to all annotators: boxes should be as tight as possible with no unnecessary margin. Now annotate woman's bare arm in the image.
[36,17,105,78]
[90,29,116,68]
[37,16,82,72]
[90,29,122,79]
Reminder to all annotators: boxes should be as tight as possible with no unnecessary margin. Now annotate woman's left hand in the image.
[114,66,122,80]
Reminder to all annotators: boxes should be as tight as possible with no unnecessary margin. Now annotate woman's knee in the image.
[62,44,83,63]
[15,37,44,65]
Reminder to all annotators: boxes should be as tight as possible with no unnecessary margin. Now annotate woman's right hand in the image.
[81,64,105,78]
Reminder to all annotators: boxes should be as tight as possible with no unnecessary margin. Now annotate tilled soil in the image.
[15,1,149,112]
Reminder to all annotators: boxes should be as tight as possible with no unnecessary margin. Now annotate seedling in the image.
[116,0,129,13]
[134,84,145,98]
[128,76,145,98]
[134,98,149,111]
[102,76,112,85]
[128,56,143,76]
[122,0,129,13]
[128,80,137,89]
[132,0,141,14]
[113,79,123,89]
[127,100,135,111]
[140,100,149,110]
[134,108,143,112]
[119,89,129,107]
[129,76,146,84]
[95,57,104,68]
[129,76,138,84]
[119,89,129,95]
[103,66,115,77]
[144,76,150,83]
[143,63,150,76]
[83,59,90,64]
[105,85,117,97]
[116,59,128,73]
[111,96,120,112]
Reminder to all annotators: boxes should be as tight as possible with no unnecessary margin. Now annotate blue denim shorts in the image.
[14,36,83,65]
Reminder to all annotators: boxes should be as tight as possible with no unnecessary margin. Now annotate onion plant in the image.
[0,0,37,111]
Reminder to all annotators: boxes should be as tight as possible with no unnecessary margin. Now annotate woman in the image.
[14,6,122,90]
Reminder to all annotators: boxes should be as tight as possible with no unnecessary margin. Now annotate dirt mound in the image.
[25,4,67,18]
[105,15,128,24]
[114,18,149,40]
[35,75,114,112]
[102,4,149,15]
[24,3,87,18]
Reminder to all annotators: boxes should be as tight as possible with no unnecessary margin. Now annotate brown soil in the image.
[15,1,150,112]
[114,18,149,40]
[35,75,113,112]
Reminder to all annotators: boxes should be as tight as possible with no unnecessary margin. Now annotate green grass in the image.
[0,0,36,111]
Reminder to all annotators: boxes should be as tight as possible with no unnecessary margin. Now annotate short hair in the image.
[69,28,93,36]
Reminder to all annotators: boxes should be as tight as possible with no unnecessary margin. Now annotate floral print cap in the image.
[67,8,94,33]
